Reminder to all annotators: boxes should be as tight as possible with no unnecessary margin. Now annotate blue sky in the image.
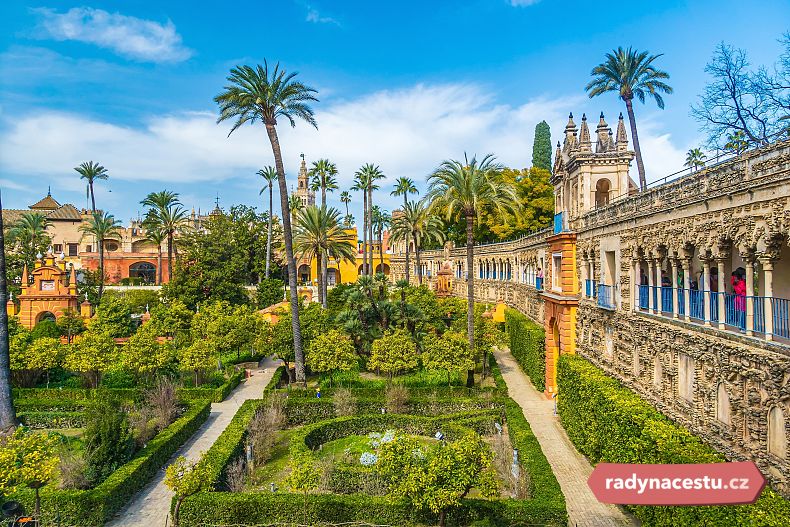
[1,0,788,225]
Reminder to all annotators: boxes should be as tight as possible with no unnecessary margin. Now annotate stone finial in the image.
[21,264,28,285]
[563,113,578,152]
[578,113,591,152]
[595,112,610,153]
[616,112,629,151]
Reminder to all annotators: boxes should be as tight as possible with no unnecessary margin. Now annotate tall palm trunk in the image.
[167,233,174,282]
[98,239,105,302]
[316,252,324,305]
[362,191,368,276]
[379,229,384,274]
[265,123,305,383]
[368,187,374,276]
[624,98,647,191]
[0,193,18,431]
[465,212,475,388]
[414,232,422,285]
[321,250,328,309]
[265,183,273,278]
[89,180,96,212]
[157,245,162,285]
[402,196,411,284]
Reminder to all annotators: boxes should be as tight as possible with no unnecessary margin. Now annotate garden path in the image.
[106,357,280,527]
[493,348,636,527]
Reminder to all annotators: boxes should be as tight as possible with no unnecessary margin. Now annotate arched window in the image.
[653,356,662,389]
[595,178,611,208]
[36,311,56,324]
[717,383,731,425]
[129,262,156,284]
[768,407,786,458]
[299,264,312,284]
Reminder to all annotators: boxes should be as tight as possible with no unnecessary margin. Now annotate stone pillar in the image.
[760,257,774,341]
[702,259,712,326]
[581,257,589,297]
[671,259,679,318]
[716,257,726,330]
[648,258,656,314]
[744,254,755,336]
[631,258,638,312]
[682,258,691,321]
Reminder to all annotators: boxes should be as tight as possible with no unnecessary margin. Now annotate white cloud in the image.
[0,83,690,217]
[32,7,192,63]
[305,5,340,25]
[509,0,542,6]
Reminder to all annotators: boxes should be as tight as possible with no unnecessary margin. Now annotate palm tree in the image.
[389,201,444,285]
[586,47,673,191]
[293,205,356,308]
[343,213,354,227]
[391,177,418,282]
[257,166,279,278]
[140,191,188,282]
[724,131,748,155]
[684,148,707,173]
[144,225,166,285]
[427,154,518,387]
[80,212,121,303]
[289,194,304,224]
[309,159,338,207]
[371,206,391,274]
[351,174,367,275]
[354,164,384,276]
[340,190,351,217]
[214,62,318,383]
[8,212,51,268]
[74,161,109,212]
[0,191,18,431]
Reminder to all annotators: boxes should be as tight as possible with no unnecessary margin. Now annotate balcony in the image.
[585,279,598,298]
[553,211,566,234]
[597,284,615,310]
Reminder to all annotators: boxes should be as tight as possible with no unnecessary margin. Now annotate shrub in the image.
[256,278,284,308]
[146,377,178,430]
[83,395,135,486]
[247,396,285,467]
[332,387,357,417]
[224,457,246,492]
[30,320,60,340]
[369,331,418,379]
[504,309,545,391]
[557,355,790,526]
[385,384,409,414]
[58,451,90,490]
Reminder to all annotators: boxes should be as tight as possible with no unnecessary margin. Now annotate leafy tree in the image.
[24,337,62,387]
[121,324,172,380]
[0,428,59,517]
[165,455,213,527]
[215,61,318,385]
[148,300,193,348]
[83,395,134,486]
[92,293,135,338]
[307,329,357,386]
[79,211,122,302]
[7,212,51,270]
[191,301,258,363]
[179,338,218,386]
[140,190,189,281]
[267,302,330,383]
[369,331,418,379]
[9,330,60,388]
[57,309,85,343]
[586,47,673,191]
[256,278,285,309]
[532,120,552,171]
[692,37,790,148]
[422,331,473,385]
[257,166,279,279]
[77,268,103,307]
[104,288,161,314]
[30,319,60,340]
[63,330,118,388]
[0,196,16,430]
[74,160,108,212]
[684,148,708,172]
[427,154,518,386]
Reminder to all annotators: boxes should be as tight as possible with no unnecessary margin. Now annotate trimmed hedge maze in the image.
[177,364,568,527]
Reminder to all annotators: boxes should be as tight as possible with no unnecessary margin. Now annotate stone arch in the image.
[129,261,156,284]
[768,406,786,458]
[327,268,341,285]
[717,383,731,425]
[298,264,312,283]
[375,263,390,275]
[595,178,611,208]
[36,311,56,324]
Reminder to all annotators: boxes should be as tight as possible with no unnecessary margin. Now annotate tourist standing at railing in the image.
[641,269,648,286]
[536,267,544,290]
[734,272,746,329]
[661,270,671,287]
[710,267,719,292]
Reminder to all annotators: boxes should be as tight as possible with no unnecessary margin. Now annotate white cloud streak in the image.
[509,0,542,6]
[305,7,340,25]
[32,7,192,63]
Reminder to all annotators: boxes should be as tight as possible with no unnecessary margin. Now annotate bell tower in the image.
[295,154,315,207]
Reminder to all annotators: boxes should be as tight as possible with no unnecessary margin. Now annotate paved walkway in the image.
[107,357,280,527]
[493,348,636,527]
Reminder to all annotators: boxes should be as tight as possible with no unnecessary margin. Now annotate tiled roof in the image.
[29,194,61,210]
[3,209,26,225]
[47,204,83,221]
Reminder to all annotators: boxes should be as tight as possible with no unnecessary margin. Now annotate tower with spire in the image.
[552,111,636,222]
[295,154,315,207]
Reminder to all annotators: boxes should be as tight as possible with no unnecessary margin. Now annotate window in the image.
[53,244,63,253]
[552,253,562,292]
[85,244,92,253]
[678,353,695,401]
[67,243,78,256]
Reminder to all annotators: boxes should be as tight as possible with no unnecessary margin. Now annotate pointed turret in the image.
[578,113,591,152]
[563,112,578,152]
[552,141,563,176]
[69,265,78,295]
[21,264,29,292]
[616,112,629,151]
[595,112,611,153]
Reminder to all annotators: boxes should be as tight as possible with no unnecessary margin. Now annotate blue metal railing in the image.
[709,291,720,323]
[597,284,615,309]
[660,286,673,314]
[773,297,790,339]
[689,289,705,321]
[553,211,565,234]
[678,288,685,317]
[651,286,658,311]
[752,296,765,335]
[724,292,746,330]
[536,277,544,291]
[638,284,649,310]
[585,279,598,298]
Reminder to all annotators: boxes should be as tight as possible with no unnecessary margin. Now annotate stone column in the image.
[682,258,691,321]
[671,259,679,318]
[716,257,726,330]
[744,253,755,336]
[631,257,639,312]
[760,257,774,340]
[581,257,589,297]
[648,258,656,315]
[702,258,712,326]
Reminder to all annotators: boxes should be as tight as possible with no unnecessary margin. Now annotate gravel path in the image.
[106,358,280,527]
[493,348,636,527]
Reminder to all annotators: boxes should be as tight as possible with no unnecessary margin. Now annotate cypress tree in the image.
[532,120,552,172]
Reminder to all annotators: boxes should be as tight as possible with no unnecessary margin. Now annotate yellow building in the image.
[295,226,391,285]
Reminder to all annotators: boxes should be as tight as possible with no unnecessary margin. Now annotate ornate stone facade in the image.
[392,123,790,494]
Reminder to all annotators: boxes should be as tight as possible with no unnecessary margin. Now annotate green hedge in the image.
[557,355,790,526]
[504,308,545,391]
[10,399,211,526]
[177,369,244,403]
[18,410,85,429]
